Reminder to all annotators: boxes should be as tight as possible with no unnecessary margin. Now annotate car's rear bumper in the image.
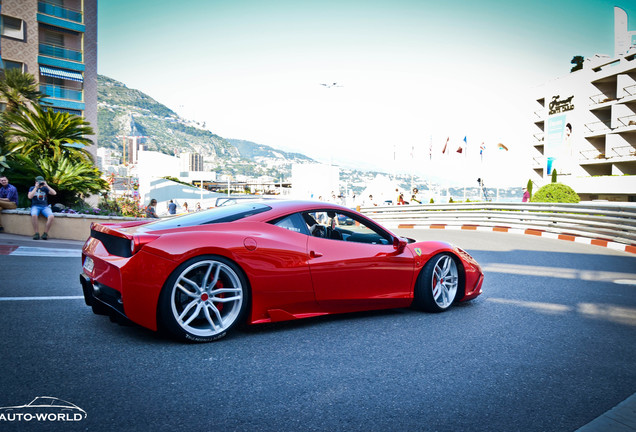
[80,273,131,325]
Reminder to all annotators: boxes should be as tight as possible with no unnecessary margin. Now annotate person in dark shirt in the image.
[27,176,57,240]
[145,199,159,218]
[0,175,19,233]
[167,200,177,215]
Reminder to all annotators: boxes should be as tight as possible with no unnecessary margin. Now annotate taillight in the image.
[130,234,160,255]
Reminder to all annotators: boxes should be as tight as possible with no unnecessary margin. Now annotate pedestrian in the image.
[522,187,530,202]
[168,199,177,215]
[146,199,159,218]
[196,202,201,212]
[411,188,421,204]
[183,201,189,212]
[0,175,19,233]
[28,175,56,240]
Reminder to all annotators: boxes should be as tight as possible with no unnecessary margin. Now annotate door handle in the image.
[310,250,323,258]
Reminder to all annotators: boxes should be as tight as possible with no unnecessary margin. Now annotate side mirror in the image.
[393,236,407,252]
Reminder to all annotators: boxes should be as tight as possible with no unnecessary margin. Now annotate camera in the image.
[39,182,45,186]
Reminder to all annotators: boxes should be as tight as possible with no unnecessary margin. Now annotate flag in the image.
[498,143,509,151]
[479,142,485,162]
[442,137,449,154]
[457,136,467,154]
[429,136,433,160]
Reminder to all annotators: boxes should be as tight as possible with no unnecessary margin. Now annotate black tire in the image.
[158,255,249,342]
[412,253,460,313]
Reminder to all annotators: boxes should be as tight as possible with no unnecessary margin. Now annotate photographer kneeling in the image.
[28,176,56,240]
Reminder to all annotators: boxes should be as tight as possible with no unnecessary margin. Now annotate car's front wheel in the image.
[159,255,249,342]
[412,253,460,312]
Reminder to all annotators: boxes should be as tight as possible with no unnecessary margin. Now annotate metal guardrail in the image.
[359,202,636,245]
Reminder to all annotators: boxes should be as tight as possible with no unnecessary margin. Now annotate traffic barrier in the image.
[359,202,636,247]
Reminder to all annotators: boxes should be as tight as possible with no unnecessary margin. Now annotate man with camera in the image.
[27,175,57,240]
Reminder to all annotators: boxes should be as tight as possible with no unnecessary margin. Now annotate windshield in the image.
[142,203,271,231]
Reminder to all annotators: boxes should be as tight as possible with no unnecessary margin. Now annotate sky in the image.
[97,0,636,187]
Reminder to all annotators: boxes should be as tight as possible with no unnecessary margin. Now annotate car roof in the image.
[247,199,354,221]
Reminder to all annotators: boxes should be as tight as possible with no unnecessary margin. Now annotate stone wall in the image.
[0,210,143,241]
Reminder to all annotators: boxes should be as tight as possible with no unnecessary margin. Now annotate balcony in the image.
[39,43,82,63]
[609,145,636,159]
[38,1,82,23]
[579,149,605,162]
[623,84,636,98]
[40,84,82,102]
[617,114,636,128]
[584,120,612,135]
[589,93,616,105]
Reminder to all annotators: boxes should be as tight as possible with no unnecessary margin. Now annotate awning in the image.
[39,66,83,82]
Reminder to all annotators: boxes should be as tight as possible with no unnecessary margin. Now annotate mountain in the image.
[97,75,237,158]
[97,75,315,178]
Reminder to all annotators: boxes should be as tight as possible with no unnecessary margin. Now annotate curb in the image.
[392,223,636,255]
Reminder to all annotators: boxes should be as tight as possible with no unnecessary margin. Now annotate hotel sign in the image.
[549,95,574,115]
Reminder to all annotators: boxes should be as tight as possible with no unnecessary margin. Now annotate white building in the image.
[530,7,636,202]
[135,150,216,205]
[291,163,340,200]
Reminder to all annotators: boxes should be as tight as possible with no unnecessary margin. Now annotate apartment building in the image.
[531,7,636,202]
[0,0,97,154]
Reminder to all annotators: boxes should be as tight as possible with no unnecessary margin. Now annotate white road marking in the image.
[5,247,81,257]
[0,296,84,301]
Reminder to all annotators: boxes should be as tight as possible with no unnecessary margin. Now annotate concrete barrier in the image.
[0,209,144,241]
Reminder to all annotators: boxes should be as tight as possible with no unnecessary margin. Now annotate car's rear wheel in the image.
[159,256,249,342]
[413,253,459,312]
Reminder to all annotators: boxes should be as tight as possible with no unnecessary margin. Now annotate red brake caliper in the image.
[215,280,225,312]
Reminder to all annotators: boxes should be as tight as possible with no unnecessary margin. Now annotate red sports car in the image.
[80,200,483,342]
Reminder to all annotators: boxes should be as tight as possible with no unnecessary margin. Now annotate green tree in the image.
[551,169,557,183]
[570,55,584,73]
[531,183,580,203]
[526,179,533,198]
[0,69,43,114]
[7,153,108,206]
[4,105,94,161]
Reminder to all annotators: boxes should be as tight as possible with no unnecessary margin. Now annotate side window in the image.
[303,210,391,245]
[272,213,309,235]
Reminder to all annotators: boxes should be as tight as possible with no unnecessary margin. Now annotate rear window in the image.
[142,203,271,231]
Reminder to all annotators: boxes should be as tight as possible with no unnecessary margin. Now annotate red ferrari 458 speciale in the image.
[80,200,483,342]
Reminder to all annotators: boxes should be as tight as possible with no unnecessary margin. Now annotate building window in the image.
[45,31,65,46]
[50,107,82,116]
[2,60,24,72]
[1,15,25,40]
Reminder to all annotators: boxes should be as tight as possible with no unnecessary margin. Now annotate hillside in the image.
[97,75,238,159]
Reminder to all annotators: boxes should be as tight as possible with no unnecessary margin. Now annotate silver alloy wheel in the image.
[170,259,243,337]
[430,255,458,309]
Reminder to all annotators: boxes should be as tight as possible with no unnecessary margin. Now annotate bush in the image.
[531,183,580,203]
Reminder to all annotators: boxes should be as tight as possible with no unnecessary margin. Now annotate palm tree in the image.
[4,104,94,161]
[0,68,43,113]
[9,152,108,206]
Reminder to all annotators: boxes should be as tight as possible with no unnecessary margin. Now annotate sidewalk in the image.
[577,392,636,431]
[0,232,85,249]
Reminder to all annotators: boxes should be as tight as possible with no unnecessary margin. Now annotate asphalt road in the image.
[0,231,634,431]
